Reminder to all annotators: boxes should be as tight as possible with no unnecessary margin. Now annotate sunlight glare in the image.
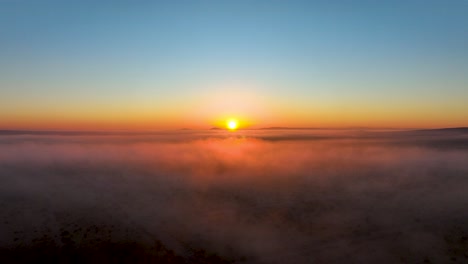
[227,119,238,130]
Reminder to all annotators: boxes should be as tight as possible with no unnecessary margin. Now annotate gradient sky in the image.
[1,0,467,130]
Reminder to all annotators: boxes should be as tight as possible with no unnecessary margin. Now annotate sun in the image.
[227,119,238,130]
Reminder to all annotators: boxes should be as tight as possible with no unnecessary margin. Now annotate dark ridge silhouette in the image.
[258,135,339,141]
[257,127,397,130]
[404,127,468,135]
[259,127,330,130]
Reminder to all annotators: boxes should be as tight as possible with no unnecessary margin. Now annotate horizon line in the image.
[0,126,467,135]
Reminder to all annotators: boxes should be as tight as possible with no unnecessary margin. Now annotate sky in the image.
[1,0,467,130]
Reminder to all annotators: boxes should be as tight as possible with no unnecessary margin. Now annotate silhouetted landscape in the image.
[1,128,467,263]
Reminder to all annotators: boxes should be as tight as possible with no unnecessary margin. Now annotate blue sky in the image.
[1,0,467,129]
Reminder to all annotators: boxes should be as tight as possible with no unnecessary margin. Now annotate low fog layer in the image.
[1,129,468,263]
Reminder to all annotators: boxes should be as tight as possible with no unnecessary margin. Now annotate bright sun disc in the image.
[227,119,238,130]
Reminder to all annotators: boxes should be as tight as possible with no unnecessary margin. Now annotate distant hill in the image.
[401,127,468,135]
[258,127,364,130]
[411,127,468,133]
[259,127,326,130]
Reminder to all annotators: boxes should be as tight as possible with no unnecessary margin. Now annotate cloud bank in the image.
[0,130,468,263]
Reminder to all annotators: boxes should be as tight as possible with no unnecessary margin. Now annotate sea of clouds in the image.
[0,129,467,263]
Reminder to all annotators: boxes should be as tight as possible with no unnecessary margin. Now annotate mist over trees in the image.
[1,130,468,263]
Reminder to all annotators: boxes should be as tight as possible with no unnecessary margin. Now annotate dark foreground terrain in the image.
[1,129,468,263]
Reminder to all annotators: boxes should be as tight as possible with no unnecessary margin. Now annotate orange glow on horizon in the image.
[0,113,466,131]
[1,95,467,130]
